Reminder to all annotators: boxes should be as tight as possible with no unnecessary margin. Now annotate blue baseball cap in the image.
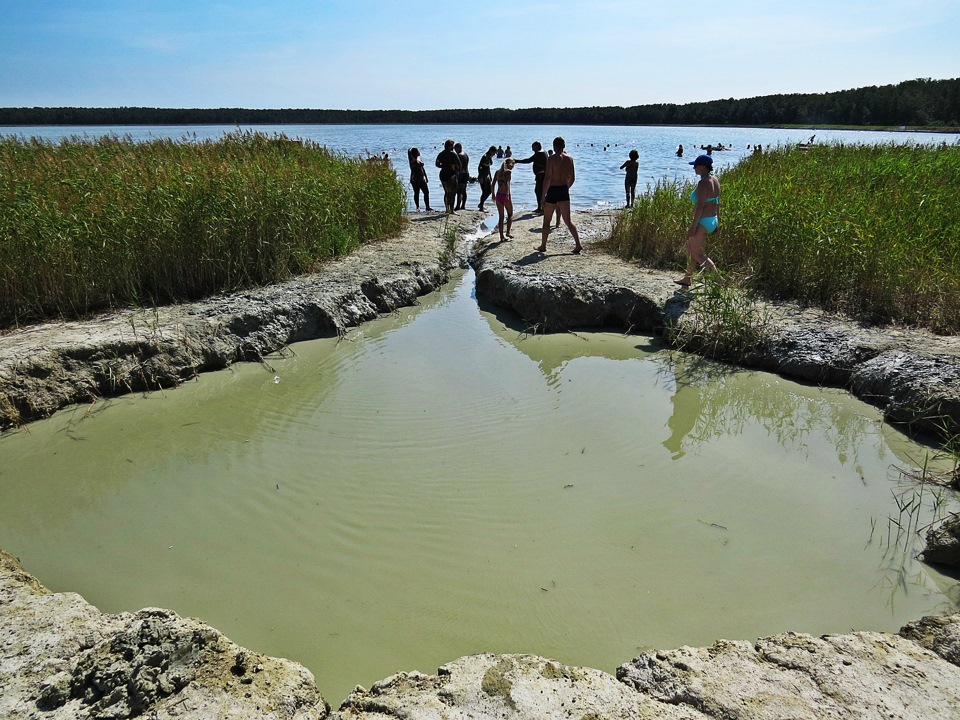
[689,154,713,166]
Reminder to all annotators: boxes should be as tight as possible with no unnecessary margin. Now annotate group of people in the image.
[407,138,719,279]
[407,137,582,253]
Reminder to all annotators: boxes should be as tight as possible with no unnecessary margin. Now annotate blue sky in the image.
[2,0,957,110]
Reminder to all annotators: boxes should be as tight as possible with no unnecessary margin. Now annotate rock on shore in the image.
[5,546,960,719]
[0,549,326,719]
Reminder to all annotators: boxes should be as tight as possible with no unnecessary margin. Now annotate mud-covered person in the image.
[536,136,582,254]
[407,147,432,212]
[454,142,470,211]
[435,139,463,214]
[477,145,497,211]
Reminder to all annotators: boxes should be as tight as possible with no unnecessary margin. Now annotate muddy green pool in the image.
[1,268,957,705]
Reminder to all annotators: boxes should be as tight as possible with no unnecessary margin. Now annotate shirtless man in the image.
[535,136,582,254]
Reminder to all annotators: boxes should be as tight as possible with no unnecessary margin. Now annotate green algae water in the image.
[1,268,957,705]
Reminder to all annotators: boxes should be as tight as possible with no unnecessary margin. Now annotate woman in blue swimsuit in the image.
[675,154,720,287]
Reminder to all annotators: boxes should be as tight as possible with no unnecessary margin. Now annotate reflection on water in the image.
[1,269,957,705]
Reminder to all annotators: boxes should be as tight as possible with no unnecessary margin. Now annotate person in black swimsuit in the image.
[435,139,463,214]
[515,141,548,215]
[536,137,582,254]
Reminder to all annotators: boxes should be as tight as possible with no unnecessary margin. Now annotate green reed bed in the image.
[604,143,960,333]
[0,131,406,327]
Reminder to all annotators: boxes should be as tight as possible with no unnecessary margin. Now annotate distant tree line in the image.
[1,77,957,128]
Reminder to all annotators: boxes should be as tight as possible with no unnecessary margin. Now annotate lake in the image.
[3,123,958,213]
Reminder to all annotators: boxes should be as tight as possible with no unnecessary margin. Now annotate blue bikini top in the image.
[691,175,719,204]
[690,189,720,204]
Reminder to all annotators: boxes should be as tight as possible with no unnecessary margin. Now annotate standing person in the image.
[435,139,462,214]
[504,145,512,158]
[515,141,548,215]
[454,142,470,211]
[674,154,720,287]
[496,145,504,158]
[476,145,497,210]
[491,158,516,242]
[535,136,582,254]
[620,149,639,208]
[407,147,433,212]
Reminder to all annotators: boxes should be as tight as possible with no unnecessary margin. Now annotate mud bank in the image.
[0,212,482,432]
[471,211,960,439]
[4,549,960,719]
[3,210,958,439]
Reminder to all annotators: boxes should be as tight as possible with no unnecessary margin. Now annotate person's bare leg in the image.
[497,202,506,241]
[677,226,715,283]
[537,204,554,251]
[559,201,582,252]
[505,199,514,239]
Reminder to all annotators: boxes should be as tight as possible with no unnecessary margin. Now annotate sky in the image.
[2,0,958,111]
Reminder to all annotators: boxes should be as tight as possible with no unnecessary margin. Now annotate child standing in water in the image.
[620,149,639,208]
[491,158,516,242]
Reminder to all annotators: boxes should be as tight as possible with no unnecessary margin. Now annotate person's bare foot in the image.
[572,246,583,254]
[673,276,691,287]
[533,245,546,252]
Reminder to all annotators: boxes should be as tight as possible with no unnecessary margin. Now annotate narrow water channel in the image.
[0,268,956,705]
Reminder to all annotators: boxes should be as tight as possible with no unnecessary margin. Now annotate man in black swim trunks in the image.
[535,136,582,253]
[514,141,548,215]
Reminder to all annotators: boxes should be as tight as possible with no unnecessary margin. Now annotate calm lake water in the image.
[0,267,957,704]
[4,123,959,213]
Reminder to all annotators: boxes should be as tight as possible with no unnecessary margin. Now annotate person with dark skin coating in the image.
[476,145,497,210]
[435,139,463,215]
[407,147,433,212]
[514,141,548,215]
[454,142,469,211]
[535,136,582,254]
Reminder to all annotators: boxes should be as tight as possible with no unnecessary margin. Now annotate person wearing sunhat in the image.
[675,154,720,287]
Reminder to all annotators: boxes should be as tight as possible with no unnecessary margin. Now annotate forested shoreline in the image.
[1,77,957,129]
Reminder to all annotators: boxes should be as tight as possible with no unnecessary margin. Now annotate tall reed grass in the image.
[603,143,960,333]
[0,131,406,327]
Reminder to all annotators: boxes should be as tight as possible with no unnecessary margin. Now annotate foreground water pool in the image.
[1,268,957,704]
